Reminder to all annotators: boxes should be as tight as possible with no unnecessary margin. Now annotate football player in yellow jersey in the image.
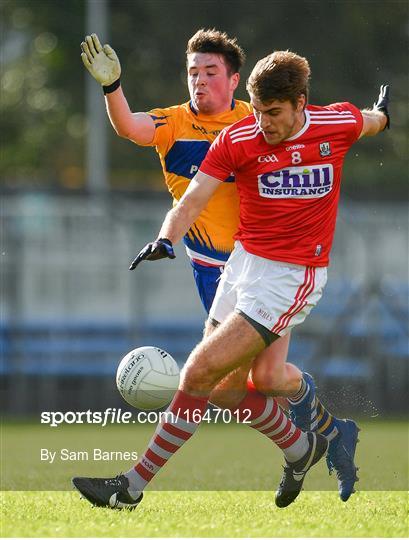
[82,29,250,312]
[81,30,359,502]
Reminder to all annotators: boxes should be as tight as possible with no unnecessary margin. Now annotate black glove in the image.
[129,238,175,270]
[373,84,390,129]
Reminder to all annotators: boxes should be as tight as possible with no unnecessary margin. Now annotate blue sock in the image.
[314,399,339,441]
[289,374,339,441]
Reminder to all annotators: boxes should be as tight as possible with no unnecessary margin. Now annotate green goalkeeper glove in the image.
[80,33,121,88]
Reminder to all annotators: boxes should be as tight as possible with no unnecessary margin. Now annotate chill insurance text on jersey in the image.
[200,102,363,268]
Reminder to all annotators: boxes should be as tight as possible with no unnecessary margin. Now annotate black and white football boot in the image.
[275,432,328,508]
[72,474,143,510]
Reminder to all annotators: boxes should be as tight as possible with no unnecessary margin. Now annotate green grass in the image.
[1,420,408,537]
[1,491,408,537]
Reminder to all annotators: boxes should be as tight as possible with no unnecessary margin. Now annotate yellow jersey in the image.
[142,99,252,265]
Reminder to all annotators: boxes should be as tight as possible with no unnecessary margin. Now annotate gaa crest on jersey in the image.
[319,142,331,157]
[258,164,334,199]
[258,153,279,163]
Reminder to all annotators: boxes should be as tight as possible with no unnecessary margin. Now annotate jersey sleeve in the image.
[199,128,236,182]
[139,106,176,154]
[327,102,364,144]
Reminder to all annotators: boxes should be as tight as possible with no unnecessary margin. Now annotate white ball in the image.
[116,346,180,410]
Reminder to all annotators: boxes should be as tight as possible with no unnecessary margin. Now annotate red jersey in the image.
[199,102,363,267]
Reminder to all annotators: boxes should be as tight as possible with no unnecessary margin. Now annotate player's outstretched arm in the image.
[129,172,221,269]
[359,84,390,138]
[80,33,155,145]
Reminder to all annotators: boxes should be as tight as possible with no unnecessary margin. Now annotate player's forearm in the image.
[360,108,388,136]
[157,198,204,245]
[360,84,390,137]
[105,86,154,144]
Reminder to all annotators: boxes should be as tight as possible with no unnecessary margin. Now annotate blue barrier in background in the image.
[0,319,203,376]
[1,281,407,384]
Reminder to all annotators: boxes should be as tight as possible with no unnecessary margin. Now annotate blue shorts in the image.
[190,260,223,314]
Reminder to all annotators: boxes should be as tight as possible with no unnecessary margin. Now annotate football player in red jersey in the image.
[75,46,389,509]
[129,52,388,503]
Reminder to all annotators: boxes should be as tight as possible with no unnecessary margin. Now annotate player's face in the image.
[187,53,239,115]
[250,95,306,145]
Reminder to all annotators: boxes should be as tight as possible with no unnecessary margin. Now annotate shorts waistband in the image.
[266,259,307,270]
[235,241,324,270]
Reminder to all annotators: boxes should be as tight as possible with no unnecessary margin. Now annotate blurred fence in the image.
[1,193,408,415]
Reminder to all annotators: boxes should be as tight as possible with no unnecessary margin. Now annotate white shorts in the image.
[209,242,327,337]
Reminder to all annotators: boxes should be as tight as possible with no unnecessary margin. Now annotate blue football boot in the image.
[326,418,360,502]
[290,373,360,502]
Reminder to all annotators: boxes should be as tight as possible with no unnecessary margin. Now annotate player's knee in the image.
[251,360,282,394]
[252,362,301,396]
[251,368,275,395]
[181,368,217,394]
[180,355,219,394]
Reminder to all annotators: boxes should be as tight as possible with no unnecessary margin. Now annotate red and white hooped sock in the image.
[237,387,309,462]
[125,390,208,496]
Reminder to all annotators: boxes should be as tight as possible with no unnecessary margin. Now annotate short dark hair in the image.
[246,51,311,107]
[186,28,245,75]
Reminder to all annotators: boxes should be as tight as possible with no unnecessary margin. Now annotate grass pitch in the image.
[1,491,408,537]
[1,420,408,537]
